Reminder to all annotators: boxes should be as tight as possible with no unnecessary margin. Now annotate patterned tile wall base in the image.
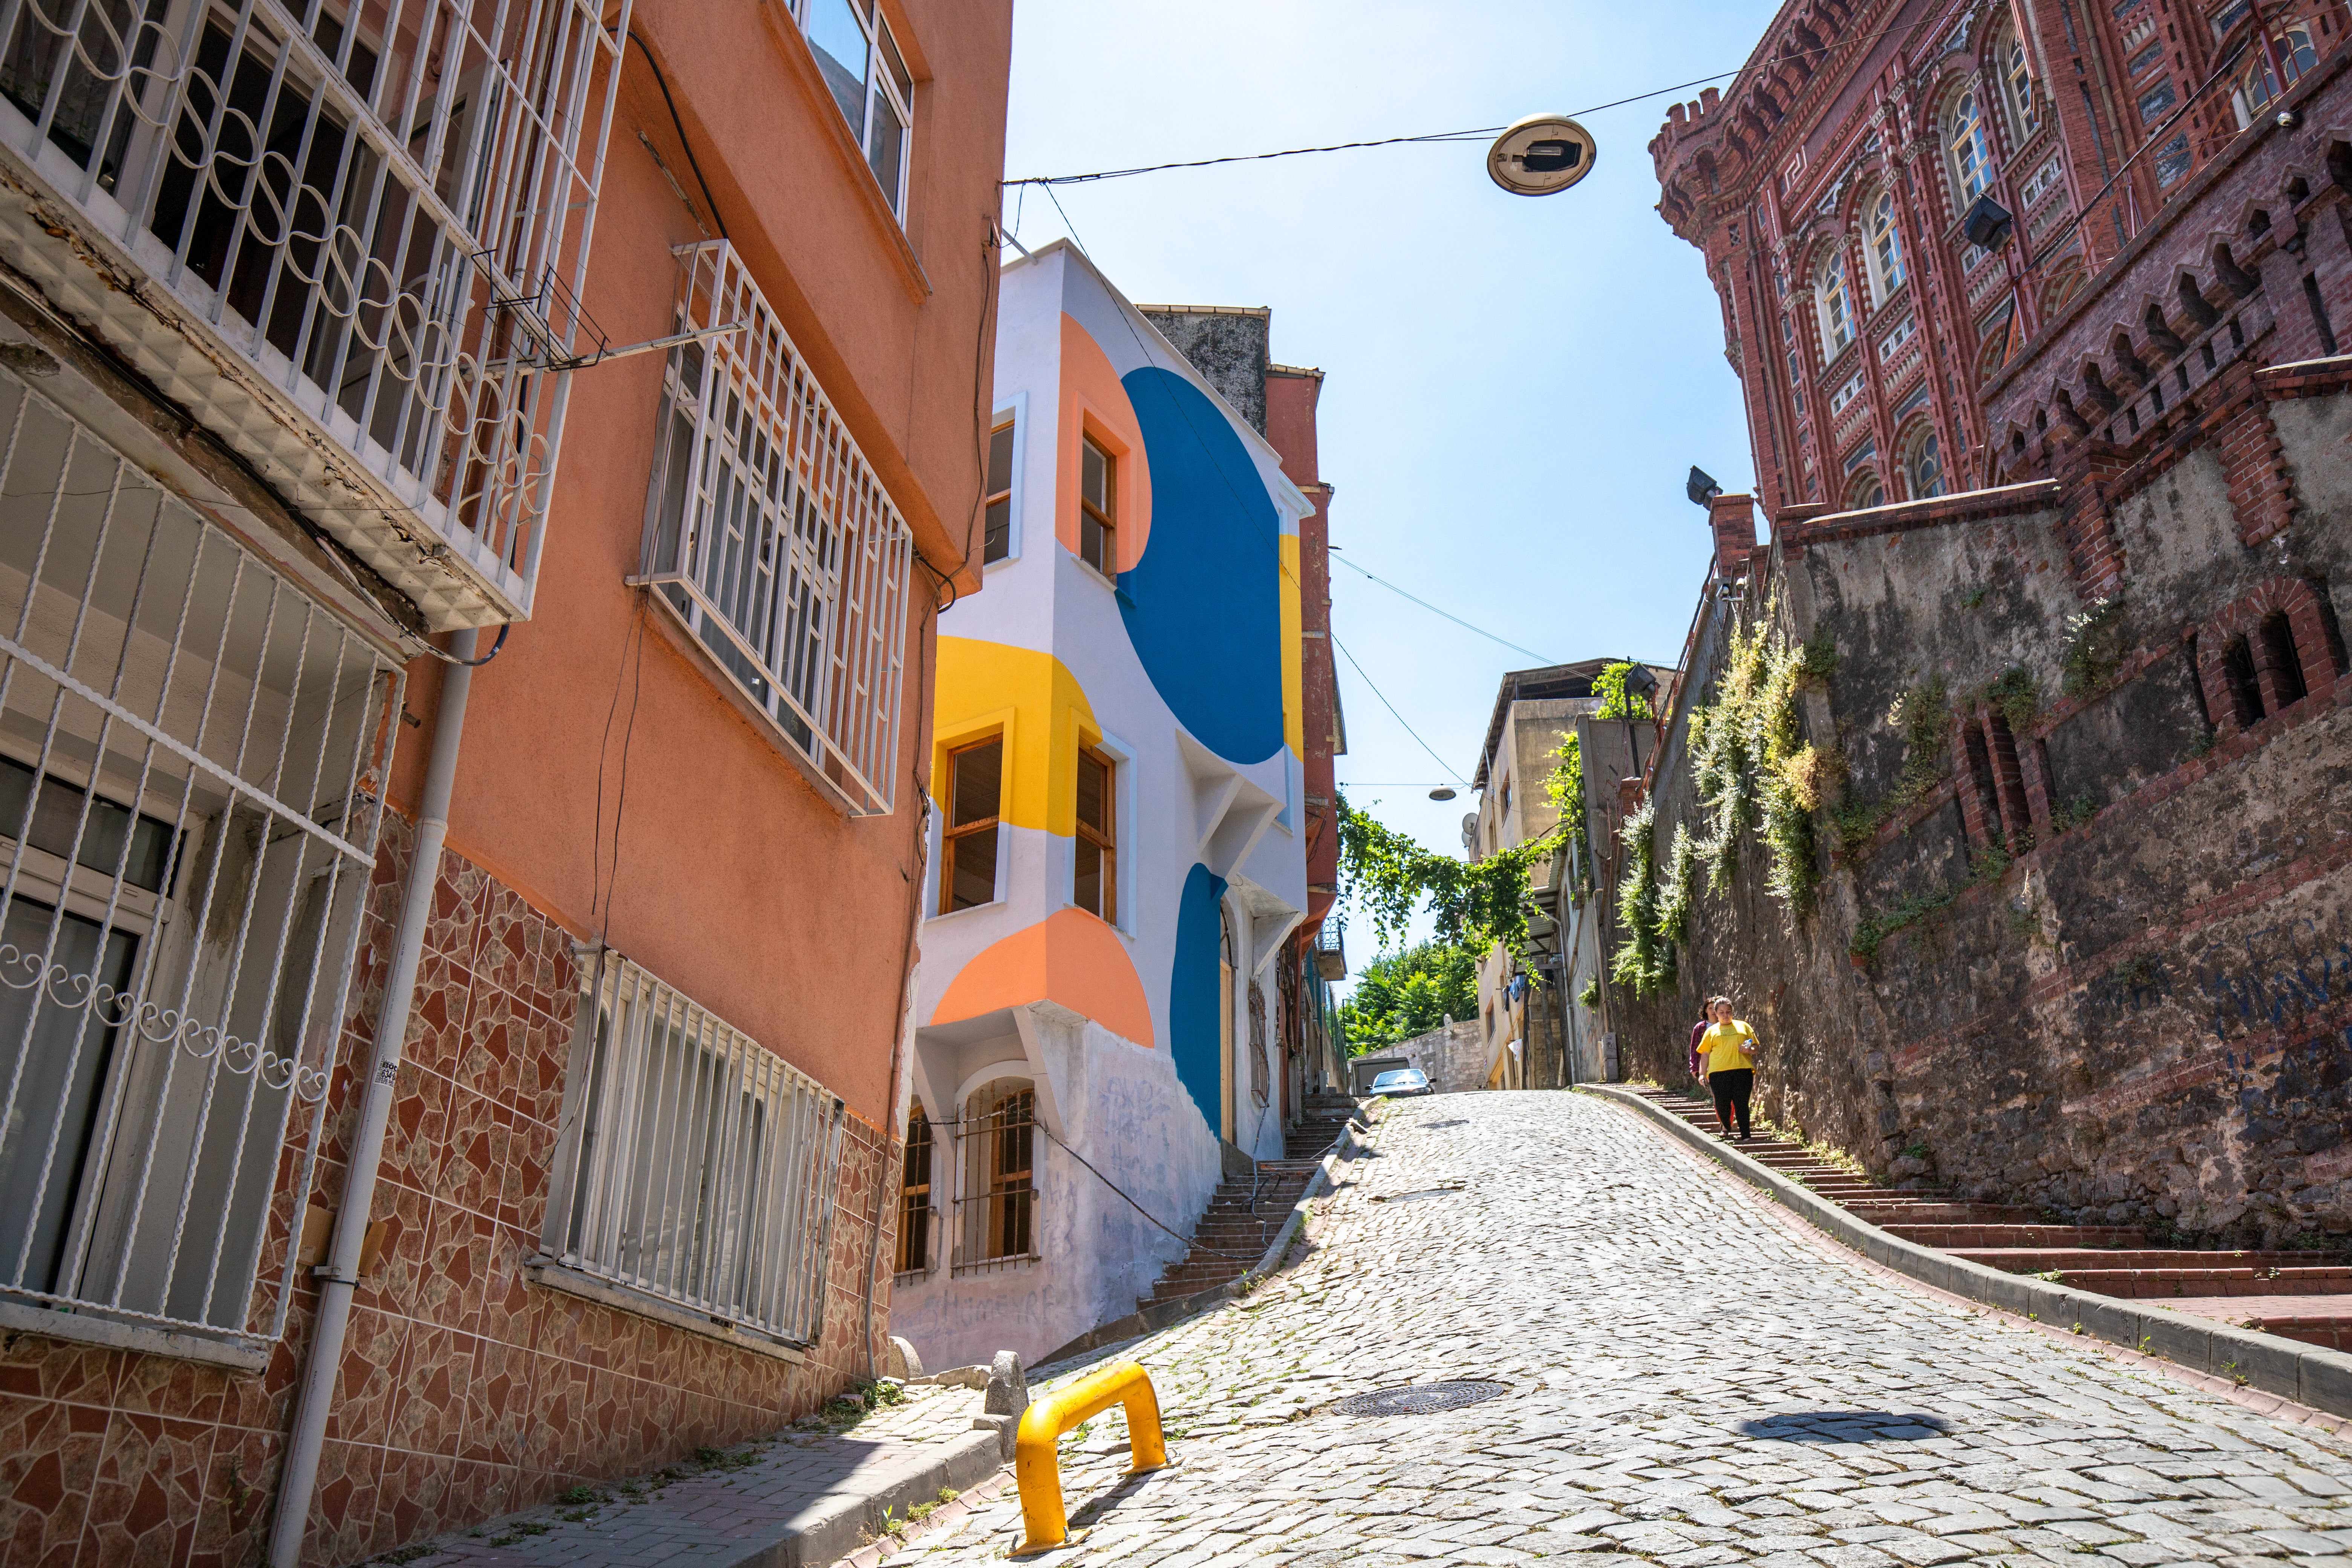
[0,813,897,1568]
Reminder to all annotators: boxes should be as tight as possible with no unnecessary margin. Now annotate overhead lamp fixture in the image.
[1429,786,1458,801]
[1624,665,1660,703]
[1962,194,2015,250]
[1686,466,1723,507]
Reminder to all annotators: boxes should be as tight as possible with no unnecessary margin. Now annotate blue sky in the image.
[1000,0,1769,961]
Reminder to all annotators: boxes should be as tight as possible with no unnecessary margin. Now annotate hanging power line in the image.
[1332,634,1468,786]
[1002,30,1931,191]
[1329,554,1557,665]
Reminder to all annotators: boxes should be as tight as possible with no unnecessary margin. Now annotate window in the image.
[1079,435,1117,574]
[2138,78,2179,124]
[2257,611,2310,707]
[1847,469,1886,509]
[983,420,1015,564]
[1865,191,1906,304]
[799,0,914,218]
[1073,746,1116,920]
[1906,429,1945,499]
[1817,253,1856,358]
[2233,28,2318,122]
[639,242,913,816]
[0,369,399,1349]
[954,1081,1036,1272]
[2154,135,2194,188]
[2221,635,2265,725]
[2005,31,2040,132]
[896,1106,933,1277]
[2210,0,2252,39]
[941,738,1003,913]
[549,953,847,1345]
[1951,92,1993,201]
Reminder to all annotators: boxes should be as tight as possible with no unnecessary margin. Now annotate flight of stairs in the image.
[1634,1087,2352,1349]
[1143,1094,1363,1306]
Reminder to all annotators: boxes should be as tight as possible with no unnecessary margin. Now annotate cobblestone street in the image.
[886,1092,2352,1568]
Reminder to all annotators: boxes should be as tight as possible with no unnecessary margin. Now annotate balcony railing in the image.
[635,240,913,816]
[0,0,631,628]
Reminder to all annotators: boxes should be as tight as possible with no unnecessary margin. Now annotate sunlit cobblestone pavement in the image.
[884,1091,2352,1568]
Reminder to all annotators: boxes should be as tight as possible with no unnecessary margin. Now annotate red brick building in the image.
[1653,0,2351,510]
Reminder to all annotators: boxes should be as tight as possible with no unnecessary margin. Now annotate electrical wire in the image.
[624,27,730,240]
[1331,634,1468,786]
[1328,554,1556,664]
[1002,28,1943,190]
[409,622,511,666]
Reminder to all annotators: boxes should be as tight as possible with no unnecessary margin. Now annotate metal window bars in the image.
[545,948,847,1348]
[892,1101,929,1279]
[0,0,632,625]
[0,360,403,1344]
[951,1081,1035,1276]
[635,240,912,816]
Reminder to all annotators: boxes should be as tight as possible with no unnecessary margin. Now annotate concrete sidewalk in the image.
[385,1381,1006,1568]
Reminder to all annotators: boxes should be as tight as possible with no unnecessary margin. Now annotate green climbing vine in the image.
[1336,793,1560,959]
[1542,733,1592,897]
[1609,797,1672,995]
[1683,613,1836,920]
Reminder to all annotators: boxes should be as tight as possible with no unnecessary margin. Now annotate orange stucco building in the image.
[0,0,1011,1560]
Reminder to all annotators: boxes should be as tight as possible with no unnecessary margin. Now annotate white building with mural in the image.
[890,243,1311,1370]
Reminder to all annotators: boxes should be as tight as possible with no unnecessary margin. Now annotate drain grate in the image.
[1369,1183,1466,1203]
[1333,1380,1509,1417]
[1422,1119,1469,1129]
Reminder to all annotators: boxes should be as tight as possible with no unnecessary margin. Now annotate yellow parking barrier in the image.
[1012,1360,1168,1553]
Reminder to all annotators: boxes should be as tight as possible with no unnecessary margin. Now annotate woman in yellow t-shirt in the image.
[1697,995,1759,1141]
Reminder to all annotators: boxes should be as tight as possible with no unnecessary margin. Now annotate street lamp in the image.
[1686,467,1723,508]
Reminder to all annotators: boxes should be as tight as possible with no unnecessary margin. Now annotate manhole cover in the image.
[1369,1184,1465,1203]
[1333,1381,1509,1417]
[1423,1119,1468,1129]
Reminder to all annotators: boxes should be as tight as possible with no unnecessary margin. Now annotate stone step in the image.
[1881,1223,2149,1248]
[2051,1268,2352,1297]
[1950,1247,2337,1271]
[1844,1203,2044,1223]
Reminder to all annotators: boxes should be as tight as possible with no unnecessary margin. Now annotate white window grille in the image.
[1877,316,1917,362]
[0,0,632,626]
[544,949,847,1348]
[636,240,913,816]
[951,1079,1036,1275]
[0,361,402,1347]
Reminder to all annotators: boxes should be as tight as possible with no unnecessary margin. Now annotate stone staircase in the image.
[1633,1087,2352,1349]
[1143,1095,1361,1306]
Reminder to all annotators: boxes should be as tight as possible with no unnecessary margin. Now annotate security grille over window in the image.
[894,1101,931,1279]
[638,240,913,816]
[1248,978,1269,1107]
[0,0,633,626]
[546,949,847,1348]
[952,1080,1036,1275]
[0,363,402,1347]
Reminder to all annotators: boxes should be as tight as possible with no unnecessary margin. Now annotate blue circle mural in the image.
[1117,366,1285,765]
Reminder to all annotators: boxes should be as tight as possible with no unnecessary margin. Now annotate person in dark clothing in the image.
[1687,1016,1708,1084]
[1695,995,1759,1140]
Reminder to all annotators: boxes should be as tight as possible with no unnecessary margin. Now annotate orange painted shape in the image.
[1058,313,1152,570]
[931,909,1155,1046]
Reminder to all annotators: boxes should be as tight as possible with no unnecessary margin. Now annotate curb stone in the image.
[1584,1083,2352,1419]
[1031,1110,1381,1372]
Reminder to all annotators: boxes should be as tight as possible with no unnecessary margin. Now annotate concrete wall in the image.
[1378,1021,1496,1096]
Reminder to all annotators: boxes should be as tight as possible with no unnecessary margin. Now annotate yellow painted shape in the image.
[1012,1361,1168,1554]
[1280,532,1303,760]
[934,637,1100,835]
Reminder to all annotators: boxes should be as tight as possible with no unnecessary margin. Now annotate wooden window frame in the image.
[940,736,1003,914]
[895,1105,933,1277]
[1079,434,1117,575]
[983,418,1015,565]
[1073,744,1118,922]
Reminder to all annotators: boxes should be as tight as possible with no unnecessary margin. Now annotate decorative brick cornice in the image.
[1778,479,2061,550]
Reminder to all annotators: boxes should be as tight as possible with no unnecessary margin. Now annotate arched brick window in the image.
[2196,578,2343,735]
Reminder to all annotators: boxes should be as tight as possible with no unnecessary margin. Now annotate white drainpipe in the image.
[268,629,478,1568]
